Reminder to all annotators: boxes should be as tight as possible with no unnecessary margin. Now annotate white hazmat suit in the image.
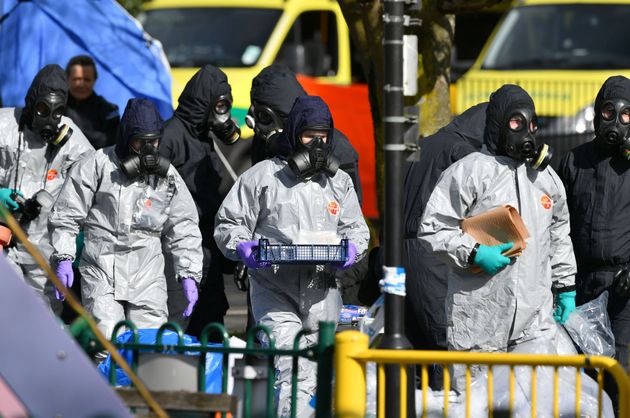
[214,96,370,417]
[49,100,202,339]
[418,85,577,387]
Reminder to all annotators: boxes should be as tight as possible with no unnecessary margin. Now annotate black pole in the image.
[380,0,412,417]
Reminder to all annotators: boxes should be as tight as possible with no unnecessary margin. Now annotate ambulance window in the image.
[276,11,339,77]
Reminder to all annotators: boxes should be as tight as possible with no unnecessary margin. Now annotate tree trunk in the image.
[337,0,386,214]
[338,0,501,215]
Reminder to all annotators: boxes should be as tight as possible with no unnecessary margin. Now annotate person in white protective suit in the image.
[214,96,370,418]
[418,85,577,388]
[0,64,93,313]
[48,98,203,340]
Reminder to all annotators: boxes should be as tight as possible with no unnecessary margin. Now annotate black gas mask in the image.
[31,92,73,146]
[288,127,339,180]
[501,107,552,171]
[207,94,240,145]
[594,99,630,158]
[120,133,170,179]
[246,104,284,141]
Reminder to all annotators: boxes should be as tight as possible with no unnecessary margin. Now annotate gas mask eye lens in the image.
[52,108,64,120]
[130,135,160,152]
[601,103,615,121]
[214,100,230,115]
[34,102,50,117]
[256,110,272,125]
[508,115,525,131]
[530,119,538,133]
[620,108,630,124]
[300,130,328,146]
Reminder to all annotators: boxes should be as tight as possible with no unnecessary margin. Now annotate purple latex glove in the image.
[181,277,198,318]
[337,242,357,270]
[55,259,74,300]
[236,241,271,269]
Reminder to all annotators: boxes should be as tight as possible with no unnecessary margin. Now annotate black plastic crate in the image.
[254,238,349,265]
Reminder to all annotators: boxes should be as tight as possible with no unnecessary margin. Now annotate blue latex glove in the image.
[181,277,198,317]
[236,241,271,269]
[554,290,576,324]
[473,242,513,275]
[55,259,74,300]
[336,242,357,270]
[0,188,22,212]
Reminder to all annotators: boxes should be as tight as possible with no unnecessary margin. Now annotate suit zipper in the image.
[514,167,522,214]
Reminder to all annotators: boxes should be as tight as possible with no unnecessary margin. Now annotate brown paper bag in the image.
[461,205,530,272]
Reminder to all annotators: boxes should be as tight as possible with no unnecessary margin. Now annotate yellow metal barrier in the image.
[334,331,630,418]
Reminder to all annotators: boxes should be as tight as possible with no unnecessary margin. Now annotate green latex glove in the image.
[554,290,576,324]
[473,242,513,275]
[73,230,85,268]
[0,188,22,212]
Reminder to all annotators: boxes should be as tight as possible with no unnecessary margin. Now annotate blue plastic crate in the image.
[255,238,349,265]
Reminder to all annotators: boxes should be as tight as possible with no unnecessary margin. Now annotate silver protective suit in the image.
[418,150,576,360]
[0,108,93,311]
[214,157,369,417]
[49,146,203,339]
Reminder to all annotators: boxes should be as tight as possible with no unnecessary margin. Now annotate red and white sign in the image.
[327,201,340,216]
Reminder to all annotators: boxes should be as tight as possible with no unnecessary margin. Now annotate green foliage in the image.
[117,0,150,17]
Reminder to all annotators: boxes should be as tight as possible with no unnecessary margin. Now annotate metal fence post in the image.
[334,331,368,418]
[315,321,335,418]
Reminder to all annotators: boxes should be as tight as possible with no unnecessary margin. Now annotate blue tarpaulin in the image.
[97,329,224,393]
[0,0,173,118]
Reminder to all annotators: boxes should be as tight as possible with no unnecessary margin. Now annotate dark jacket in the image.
[558,140,630,300]
[404,102,487,238]
[159,65,228,244]
[158,65,231,336]
[250,64,363,204]
[557,76,630,302]
[557,76,630,379]
[66,93,119,149]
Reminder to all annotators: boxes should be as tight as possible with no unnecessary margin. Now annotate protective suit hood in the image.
[250,64,307,118]
[483,84,535,156]
[594,75,630,132]
[275,96,334,158]
[115,98,164,159]
[593,76,630,155]
[21,64,68,129]
[173,65,230,138]
[444,102,487,148]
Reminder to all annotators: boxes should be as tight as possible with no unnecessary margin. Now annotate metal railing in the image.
[100,320,336,418]
[335,330,630,418]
